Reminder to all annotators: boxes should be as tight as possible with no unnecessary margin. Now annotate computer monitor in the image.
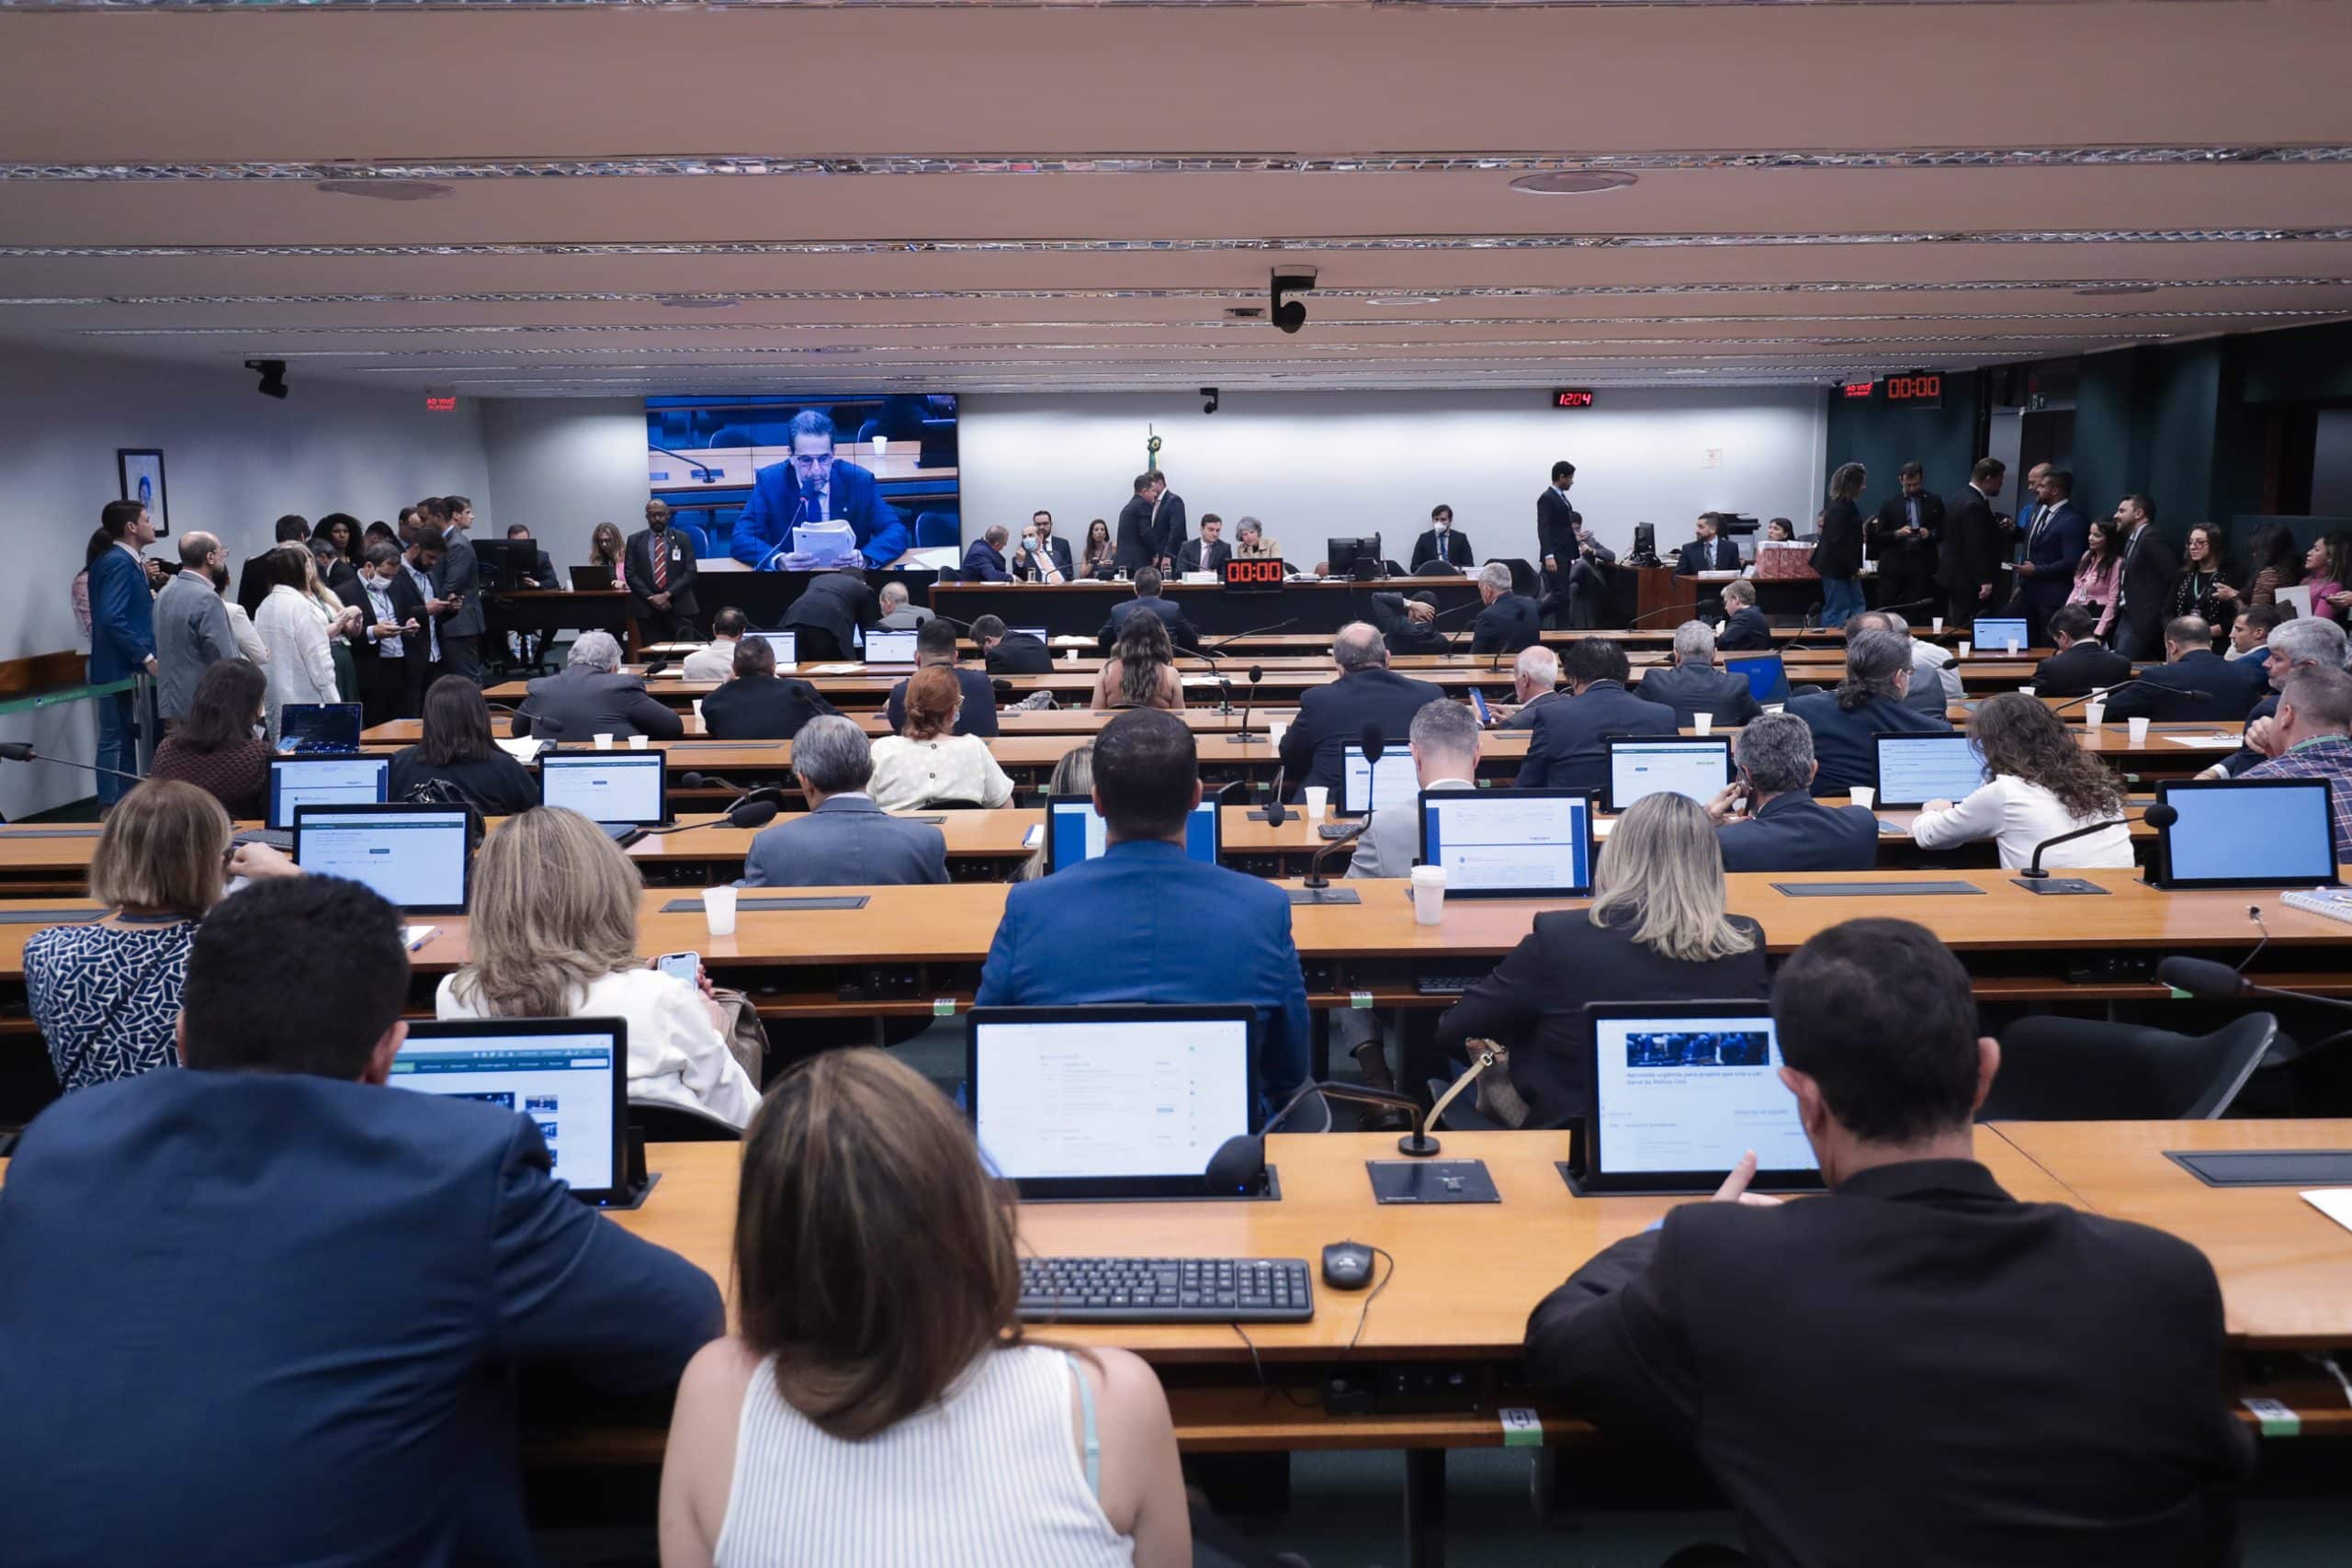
[1012,626,1048,643]
[744,629,797,666]
[538,750,668,827]
[965,1004,1256,1199]
[1324,536,1382,578]
[390,1018,628,1204]
[1971,617,2029,652]
[292,804,472,913]
[266,754,390,829]
[1724,653,1790,704]
[1046,795,1217,873]
[1604,738,1734,814]
[1419,787,1594,897]
[1574,1001,1824,1195]
[863,629,921,664]
[2154,778,2343,889]
[1340,744,1417,817]
[1872,736,1989,808]
[276,703,364,754]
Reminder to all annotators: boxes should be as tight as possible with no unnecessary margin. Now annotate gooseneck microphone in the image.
[614,794,779,851]
[1233,664,1267,744]
[1205,1048,1498,1173]
[1301,727,1385,891]
[2046,681,2211,713]
[0,742,146,787]
[2011,818,2131,895]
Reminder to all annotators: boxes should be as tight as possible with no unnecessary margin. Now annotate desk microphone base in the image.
[2011,876,2110,896]
[1367,1159,1498,1205]
[1288,887,1363,905]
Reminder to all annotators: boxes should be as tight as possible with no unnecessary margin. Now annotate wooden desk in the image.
[626,809,1037,871]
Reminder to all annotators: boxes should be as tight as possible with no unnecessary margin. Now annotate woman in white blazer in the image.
[251,545,340,739]
[1911,693,2134,870]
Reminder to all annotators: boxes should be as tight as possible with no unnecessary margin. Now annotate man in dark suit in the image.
[1706,711,1878,871]
[2006,468,2089,648]
[1786,628,1952,795]
[977,708,1311,1122]
[698,635,841,740]
[427,495,486,684]
[239,513,313,619]
[1516,637,1678,792]
[0,876,724,1568]
[973,614,1054,675]
[958,524,1012,581]
[2032,604,2137,697]
[1098,567,1200,654]
[354,542,425,726]
[1866,462,1945,616]
[1013,510,1075,583]
[1941,457,2008,629]
[2110,492,2182,662]
[742,716,950,887]
[1637,621,1764,729]
[626,499,702,644]
[390,529,448,715]
[1411,504,1476,573]
[731,408,907,569]
[885,616,999,737]
[1114,471,1186,572]
[1676,513,1742,577]
[501,523,556,590]
[514,631,685,742]
[1370,589,1453,657]
[1525,919,2255,1567]
[1716,579,1774,651]
[1278,622,1446,795]
[778,563,879,663]
[1468,561,1542,657]
[1535,459,1581,592]
[2104,615,2268,723]
[1175,514,1234,575]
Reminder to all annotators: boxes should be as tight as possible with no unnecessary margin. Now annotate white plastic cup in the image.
[2005,637,2019,657]
[1411,863,1446,925]
[2128,716,2151,745]
[1931,616,1945,633]
[1764,703,1785,716]
[1691,712,1713,735]
[1268,720,1287,750]
[1065,648,1080,663]
[2017,685,2036,698]
[593,732,614,750]
[704,884,738,937]
[1957,640,1973,660]
[692,699,706,729]
[628,733,650,750]
[1303,784,1329,821]
[1850,784,1876,810]
[872,435,890,457]
[2084,701,2106,733]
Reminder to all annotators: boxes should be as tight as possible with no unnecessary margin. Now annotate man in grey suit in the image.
[427,495,485,683]
[1635,620,1763,728]
[514,631,684,742]
[741,716,949,888]
[154,531,235,725]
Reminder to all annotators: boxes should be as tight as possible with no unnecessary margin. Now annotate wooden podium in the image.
[1632,565,1697,630]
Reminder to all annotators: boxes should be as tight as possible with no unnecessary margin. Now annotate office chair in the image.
[628,1100,743,1142]
[1977,1012,2277,1122]
[914,512,961,548]
[1498,557,1539,598]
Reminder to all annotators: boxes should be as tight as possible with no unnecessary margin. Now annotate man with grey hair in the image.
[1636,620,1762,729]
[1786,627,1952,796]
[1280,621,1446,795]
[1717,577,1773,651]
[514,628,684,742]
[741,715,948,888]
[2205,613,2348,778]
[1470,560,1541,657]
[2104,614,2267,724]
[154,531,235,725]
[1503,645,1566,729]
[1851,606,1961,716]
[875,581,933,630]
[1704,712,1879,872]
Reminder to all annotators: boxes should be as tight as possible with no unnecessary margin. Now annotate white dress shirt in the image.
[866,734,1015,811]
[1910,774,2133,870]
[253,583,339,736]
[683,638,738,682]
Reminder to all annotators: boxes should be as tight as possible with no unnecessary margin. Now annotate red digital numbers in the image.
[1553,389,1596,409]
[1883,375,1942,402]
[1223,558,1286,587]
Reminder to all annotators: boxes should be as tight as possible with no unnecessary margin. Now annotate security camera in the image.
[1201,387,1220,415]
[243,358,288,399]
[1271,267,1318,334]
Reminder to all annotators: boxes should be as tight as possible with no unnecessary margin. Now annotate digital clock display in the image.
[1222,558,1287,591]
[1553,389,1596,409]
[1883,374,1942,408]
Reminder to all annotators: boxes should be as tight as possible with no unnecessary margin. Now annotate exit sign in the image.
[424,394,458,413]
[1841,380,1876,400]
[1552,388,1596,409]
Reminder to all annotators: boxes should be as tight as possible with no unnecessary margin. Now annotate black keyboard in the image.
[232,829,293,852]
[1415,973,1486,995]
[1017,1256,1314,1324]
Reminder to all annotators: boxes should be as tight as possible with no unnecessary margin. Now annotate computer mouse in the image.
[1321,1240,1374,1291]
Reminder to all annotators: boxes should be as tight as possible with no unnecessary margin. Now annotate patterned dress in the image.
[26,917,198,1093]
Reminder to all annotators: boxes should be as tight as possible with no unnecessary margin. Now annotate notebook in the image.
[2282,887,2352,925]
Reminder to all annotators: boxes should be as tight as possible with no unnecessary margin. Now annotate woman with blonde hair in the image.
[867,664,1015,810]
[438,807,760,1127]
[26,781,296,1093]
[1436,791,1769,1127]
[1090,612,1185,712]
[590,520,628,579]
[658,1048,1189,1568]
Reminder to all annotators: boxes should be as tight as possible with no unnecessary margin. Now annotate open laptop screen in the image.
[863,629,921,664]
[744,630,797,666]
[1606,739,1733,814]
[2156,778,2341,889]
[292,805,471,913]
[539,751,668,827]
[1046,795,1216,873]
[267,755,390,830]
[1419,788,1593,897]
[1340,745,1418,817]
[1872,736,1989,808]
[1579,1002,1822,1194]
[390,1019,626,1202]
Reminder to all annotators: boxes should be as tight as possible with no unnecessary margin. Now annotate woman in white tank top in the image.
[657,1050,1191,1568]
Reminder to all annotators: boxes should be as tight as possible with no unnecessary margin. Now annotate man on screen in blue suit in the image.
[732,408,909,570]
[975,707,1312,1122]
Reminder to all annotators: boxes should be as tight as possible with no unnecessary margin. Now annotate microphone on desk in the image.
[1253,767,1290,826]
[1300,728,1383,893]
[2044,682,2211,712]
[2012,818,2132,895]
[1206,1051,1499,1176]
[2157,955,2352,1016]
[1233,665,1267,744]
[1777,603,1827,654]
[0,741,146,786]
[1205,618,1299,653]
[613,793,779,849]
[639,660,671,681]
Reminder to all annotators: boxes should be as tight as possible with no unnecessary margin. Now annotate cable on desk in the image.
[1346,1246,1397,1357]
[1228,1321,1269,1399]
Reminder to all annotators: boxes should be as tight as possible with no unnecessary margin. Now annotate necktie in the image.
[652,532,667,591]
[1907,497,1919,529]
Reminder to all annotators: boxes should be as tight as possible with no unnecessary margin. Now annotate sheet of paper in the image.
[403,925,438,952]
[1022,823,1044,849]
[495,738,544,762]
[2301,1189,2352,1235]
[2278,584,2315,620]
[2162,734,2243,749]
[808,662,864,675]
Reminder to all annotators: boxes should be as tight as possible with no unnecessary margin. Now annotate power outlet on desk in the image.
[835,966,922,1002]
[1324,1363,1485,1416]
[2062,953,2159,987]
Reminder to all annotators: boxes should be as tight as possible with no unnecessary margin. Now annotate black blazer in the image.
[1785,690,1952,796]
[382,568,435,686]
[1101,595,1201,654]
[1176,538,1233,575]
[699,672,840,740]
[1469,592,1542,656]
[1113,495,1158,571]
[1437,911,1770,1126]
[1635,662,1761,728]
[1941,484,2005,592]
[779,572,878,656]
[1715,789,1879,873]
[2116,525,2184,652]
[1013,535,1075,582]
[235,552,277,621]
[1677,536,1740,576]
[984,632,1055,675]
[386,747,539,817]
[1718,605,1774,651]
[1526,1159,2254,1568]
[1278,666,1447,795]
[1370,592,1453,658]
[1812,497,1865,579]
[885,666,1000,738]
[1867,490,1945,571]
[1411,528,1476,571]
[1535,489,1580,569]
[1515,682,1679,793]
[2032,640,2135,698]
[2104,649,2268,723]
[625,526,700,620]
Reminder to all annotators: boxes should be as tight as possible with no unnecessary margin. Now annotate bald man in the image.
[1277,621,1447,796]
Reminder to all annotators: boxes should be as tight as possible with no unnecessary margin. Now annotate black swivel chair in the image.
[1977,1013,2278,1122]
[628,1100,744,1142]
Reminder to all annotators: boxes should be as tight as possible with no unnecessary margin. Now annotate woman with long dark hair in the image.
[1080,518,1116,575]
[2064,516,2124,637]
[148,660,272,819]
[2164,523,2245,641]
[2245,521,2304,606]
[1090,612,1183,711]
[386,674,538,814]
[1911,692,2132,869]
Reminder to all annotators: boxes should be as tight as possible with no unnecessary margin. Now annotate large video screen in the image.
[644,394,960,564]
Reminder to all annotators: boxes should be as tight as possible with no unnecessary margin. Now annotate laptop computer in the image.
[266,755,390,831]
[965,1004,1256,1199]
[2153,777,2344,890]
[863,628,921,665]
[1012,626,1049,644]
[1419,787,1594,897]
[1566,1000,1825,1195]
[1046,795,1217,873]
[1724,654,1790,705]
[276,703,364,754]
[570,564,618,591]
[538,750,669,834]
[291,803,472,913]
[1872,735,1989,808]
[1604,737,1734,814]
[389,1018,630,1206]
[743,629,798,666]
[1340,744,1417,818]
[1970,617,2029,653]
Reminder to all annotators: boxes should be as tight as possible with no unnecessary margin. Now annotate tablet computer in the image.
[1566,1000,1824,1196]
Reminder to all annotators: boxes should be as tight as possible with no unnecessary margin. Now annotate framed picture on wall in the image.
[117,448,168,536]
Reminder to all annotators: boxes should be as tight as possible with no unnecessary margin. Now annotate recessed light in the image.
[2074,283,2160,297]
[312,179,452,202]
[1665,367,1710,375]
[655,296,741,310]
[1509,171,1639,197]
[1224,306,1264,319]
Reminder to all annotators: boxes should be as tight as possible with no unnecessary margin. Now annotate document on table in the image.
[2161,733,2243,749]
[2301,1189,2352,1235]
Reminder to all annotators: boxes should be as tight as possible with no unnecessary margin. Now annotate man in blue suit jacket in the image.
[1517,637,1679,793]
[959,524,1012,581]
[1710,712,1880,872]
[1278,622,1447,796]
[743,716,950,887]
[86,499,158,805]
[2006,468,2089,648]
[1786,628,1954,795]
[732,408,908,569]
[976,709,1311,1121]
[0,875,722,1568]
[2104,615,2269,723]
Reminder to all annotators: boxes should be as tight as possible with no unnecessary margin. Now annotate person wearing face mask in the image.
[732,409,908,570]
[1013,510,1073,583]
[354,542,424,727]
[1412,504,1476,572]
